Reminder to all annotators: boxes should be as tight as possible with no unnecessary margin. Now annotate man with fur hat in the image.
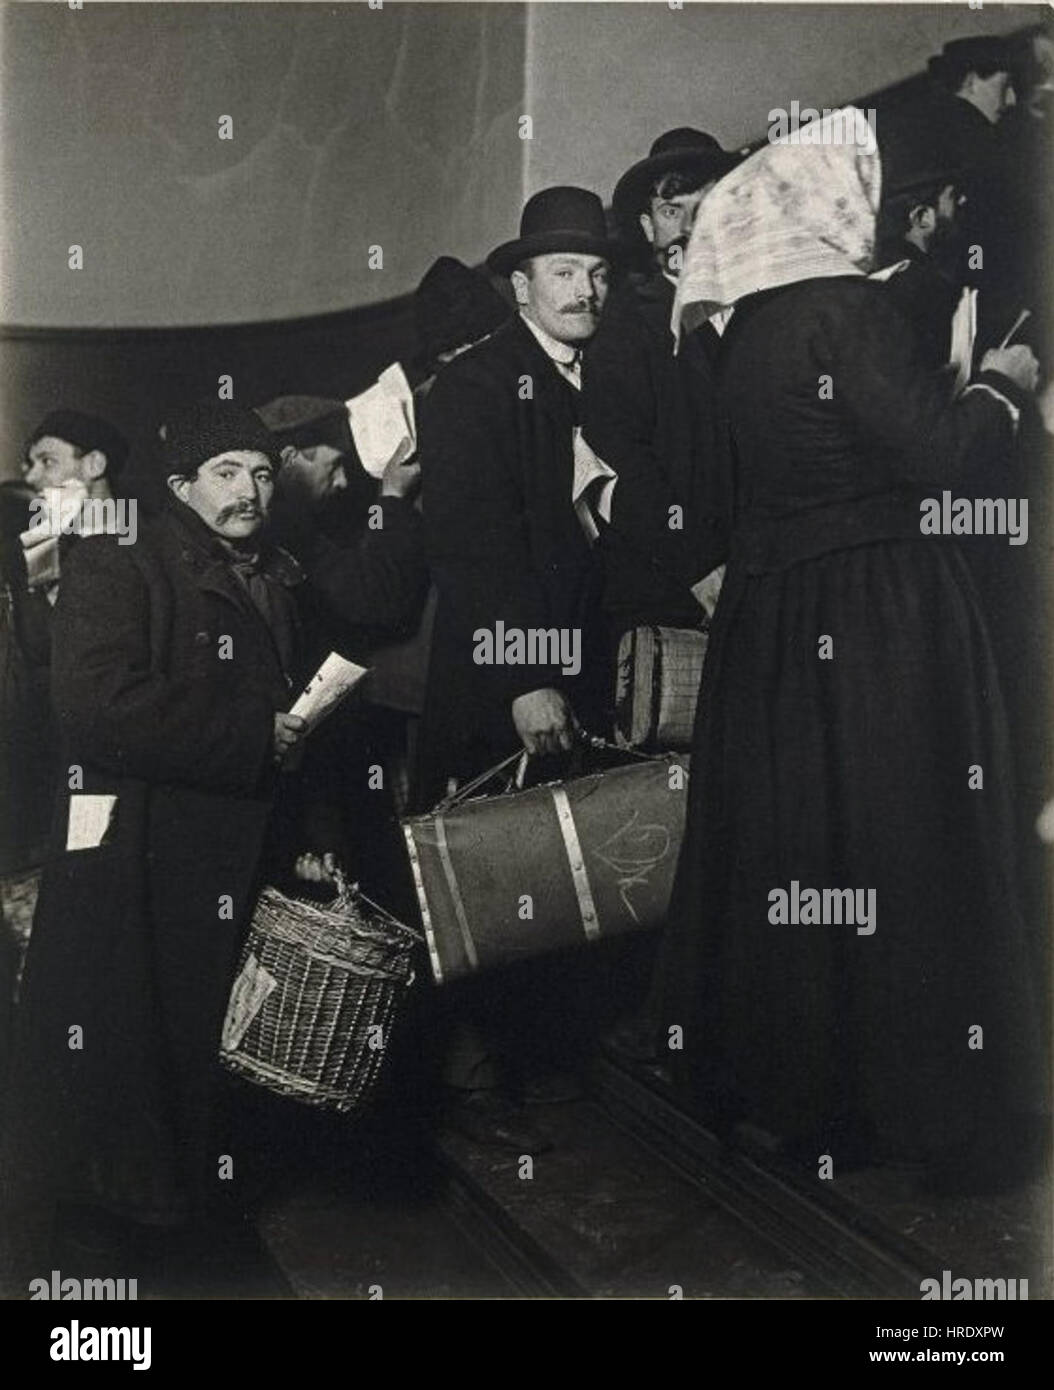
[3,399,423,1286]
[581,131,739,643]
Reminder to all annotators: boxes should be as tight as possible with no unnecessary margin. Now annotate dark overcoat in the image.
[659,276,1046,1174]
[7,493,424,1224]
[418,315,605,797]
[8,501,299,1223]
[581,272,732,638]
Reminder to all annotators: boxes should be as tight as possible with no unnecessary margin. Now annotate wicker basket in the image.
[219,874,420,1114]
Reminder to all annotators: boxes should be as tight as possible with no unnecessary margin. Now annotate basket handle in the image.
[326,864,423,943]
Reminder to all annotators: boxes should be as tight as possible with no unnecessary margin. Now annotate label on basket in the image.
[221,951,277,1053]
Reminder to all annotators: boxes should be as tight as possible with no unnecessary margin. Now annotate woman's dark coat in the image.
[660,276,1046,1173]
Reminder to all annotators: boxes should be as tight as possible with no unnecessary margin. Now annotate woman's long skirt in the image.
[660,537,1046,1169]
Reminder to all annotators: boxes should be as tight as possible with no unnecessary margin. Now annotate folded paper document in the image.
[289,652,368,732]
[346,362,416,478]
[949,287,978,399]
[572,428,618,543]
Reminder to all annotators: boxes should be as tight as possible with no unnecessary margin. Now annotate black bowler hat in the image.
[612,128,739,227]
[928,35,1015,87]
[414,256,511,363]
[877,103,976,200]
[487,186,613,277]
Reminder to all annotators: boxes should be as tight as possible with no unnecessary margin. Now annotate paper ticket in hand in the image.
[289,652,368,732]
[949,286,978,399]
[346,362,417,478]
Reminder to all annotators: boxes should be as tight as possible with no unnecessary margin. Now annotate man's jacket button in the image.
[194,631,210,646]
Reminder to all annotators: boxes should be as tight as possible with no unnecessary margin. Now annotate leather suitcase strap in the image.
[401,823,445,983]
[550,786,601,941]
[434,813,480,974]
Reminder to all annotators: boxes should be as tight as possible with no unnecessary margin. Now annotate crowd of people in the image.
[1,28,1051,1286]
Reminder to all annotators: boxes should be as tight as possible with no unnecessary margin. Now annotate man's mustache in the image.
[562,304,598,314]
[216,503,262,524]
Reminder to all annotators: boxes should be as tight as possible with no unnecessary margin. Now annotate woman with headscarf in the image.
[660,110,1046,1192]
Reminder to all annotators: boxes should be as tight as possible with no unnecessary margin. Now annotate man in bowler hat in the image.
[421,188,613,790]
[418,188,614,1145]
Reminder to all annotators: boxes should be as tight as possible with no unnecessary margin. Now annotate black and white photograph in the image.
[0,0,1051,1350]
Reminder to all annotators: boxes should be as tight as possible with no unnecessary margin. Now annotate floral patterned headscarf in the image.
[672,107,882,342]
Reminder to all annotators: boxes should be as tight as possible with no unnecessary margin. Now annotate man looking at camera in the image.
[3,399,421,1285]
[421,186,614,793]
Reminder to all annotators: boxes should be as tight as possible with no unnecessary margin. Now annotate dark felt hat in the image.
[928,35,1015,87]
[612,128,739,227]
[26,409,129,477]
[160,399,280,477]
[254,395,353,455]
[877,102,976,200]
[487,186,614,277]
[414,257,511,363]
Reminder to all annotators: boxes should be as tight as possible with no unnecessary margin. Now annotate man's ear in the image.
[639,211,656,246]
[80,448,108,482]
[909,203,937,234]
[510,269,530,307]
[279,444,298,469]
[167,474,190,503]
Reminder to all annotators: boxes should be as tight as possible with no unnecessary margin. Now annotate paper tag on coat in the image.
[66,794,118,851]
[221,951,277,1053]
[346,362,417,478]
[572,428,618,542]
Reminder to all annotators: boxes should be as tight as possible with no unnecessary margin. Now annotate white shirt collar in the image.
[519,311,580,366]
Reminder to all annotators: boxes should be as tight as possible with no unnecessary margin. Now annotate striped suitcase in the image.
[401,754,688,983]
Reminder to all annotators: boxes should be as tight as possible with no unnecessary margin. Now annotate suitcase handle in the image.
[432,734,659,814]
[579,733,660,764]
[433,748,528,812]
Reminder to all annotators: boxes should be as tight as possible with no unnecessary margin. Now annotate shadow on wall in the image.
[0,296,418,495]
[3,15,1044,491]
